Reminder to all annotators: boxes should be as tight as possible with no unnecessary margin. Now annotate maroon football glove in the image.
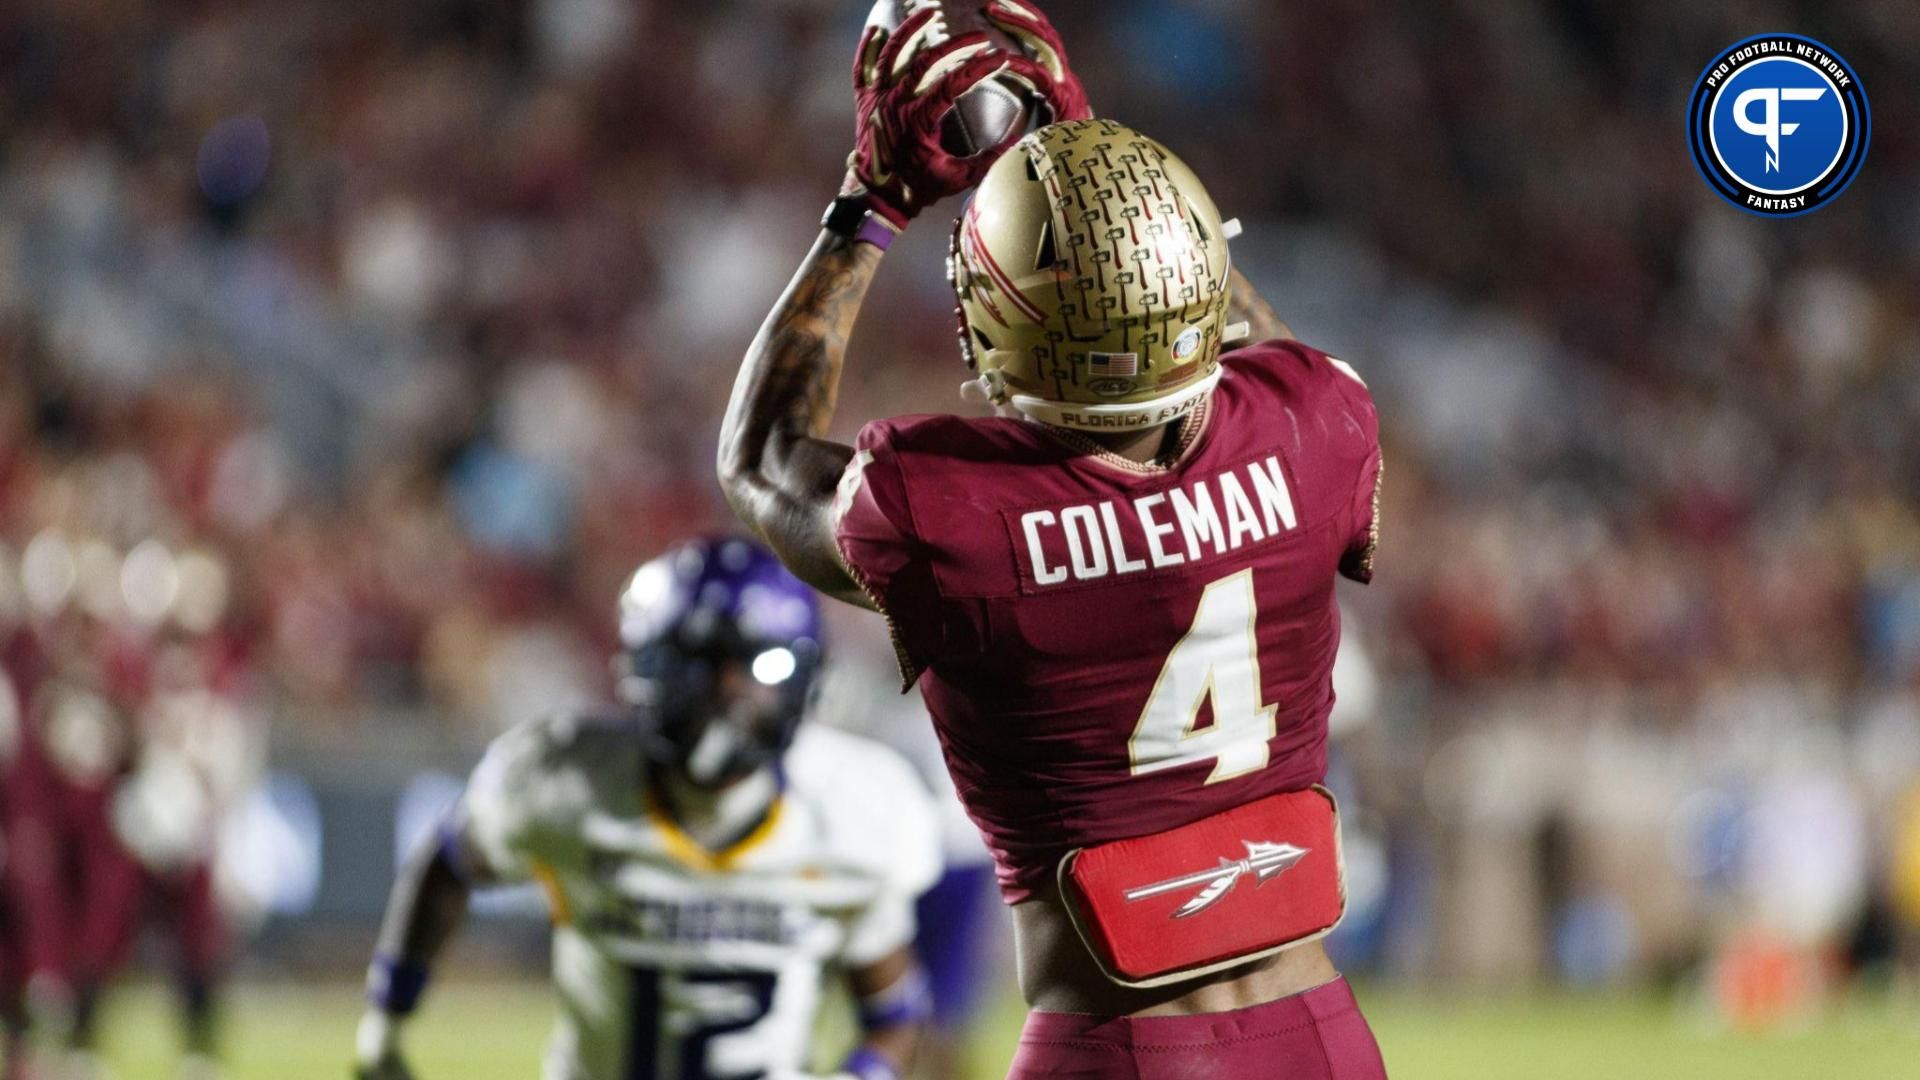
[981,0,1093,124]
[845,6,1063,229]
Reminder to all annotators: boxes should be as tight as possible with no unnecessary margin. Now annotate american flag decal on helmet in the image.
[1089,352,1139,377]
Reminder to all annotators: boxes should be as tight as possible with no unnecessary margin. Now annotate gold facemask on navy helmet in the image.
[947,119,1237,432]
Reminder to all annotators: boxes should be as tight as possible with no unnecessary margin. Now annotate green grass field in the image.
[83,978,1920,1080]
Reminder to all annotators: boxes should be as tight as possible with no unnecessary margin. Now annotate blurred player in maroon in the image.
[24,603,243,1080]
[0,624,65,1080]
[60,622,243,1076]
[718,4,1386,1076]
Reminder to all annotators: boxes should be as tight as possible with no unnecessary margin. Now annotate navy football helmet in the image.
[616,537,824,787]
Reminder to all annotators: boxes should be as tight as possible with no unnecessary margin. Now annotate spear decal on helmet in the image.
[1122,841,1309,919]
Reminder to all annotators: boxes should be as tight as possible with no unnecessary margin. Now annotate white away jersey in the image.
[464,713,941,1080]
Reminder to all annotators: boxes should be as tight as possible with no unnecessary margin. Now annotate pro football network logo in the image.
[1688,35,1869,217]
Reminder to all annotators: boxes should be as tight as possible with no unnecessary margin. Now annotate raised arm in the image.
[717,232,881,608]
[717,2,1087,605]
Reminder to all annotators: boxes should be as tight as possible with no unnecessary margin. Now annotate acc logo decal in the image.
[1172,326,1202,361]
[1688,35,1868,217]
[1122,840,1309,919]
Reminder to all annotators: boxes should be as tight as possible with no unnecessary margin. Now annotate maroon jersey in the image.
[835,341,1382,901]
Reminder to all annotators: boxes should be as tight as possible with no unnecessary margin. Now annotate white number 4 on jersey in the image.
[1128,568,1277,784]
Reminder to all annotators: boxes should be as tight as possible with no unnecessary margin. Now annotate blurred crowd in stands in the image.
[2,0,1919,996]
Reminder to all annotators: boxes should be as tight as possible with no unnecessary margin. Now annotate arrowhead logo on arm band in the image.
[1121,840,1309,919]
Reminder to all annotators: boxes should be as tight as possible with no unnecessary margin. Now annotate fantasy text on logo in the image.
[1687,35,1869,217]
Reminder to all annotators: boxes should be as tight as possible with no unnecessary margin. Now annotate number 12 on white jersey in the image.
[1128,568,1277,784]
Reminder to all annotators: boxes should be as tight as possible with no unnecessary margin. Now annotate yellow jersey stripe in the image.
[645,793,786,872]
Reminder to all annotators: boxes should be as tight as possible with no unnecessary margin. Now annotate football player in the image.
[0,596,78,1080]
[0,662,49,1080]
[717,5,1387,1077]
[353,538,941,1080]
[63,629,248,1080]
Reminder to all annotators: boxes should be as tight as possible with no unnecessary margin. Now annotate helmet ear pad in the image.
[948,119,1235,433]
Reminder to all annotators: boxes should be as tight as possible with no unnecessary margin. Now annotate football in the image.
[865,0,1039,158]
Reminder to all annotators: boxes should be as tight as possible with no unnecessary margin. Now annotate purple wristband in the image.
[856,965,932,1032]
[367,953,431,1016]
[822,197,899,252]
[853,211,898,251]
[840,1047,901,1080]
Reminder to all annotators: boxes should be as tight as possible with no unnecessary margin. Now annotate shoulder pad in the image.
[466,709,636,873]
[786,726,942,897]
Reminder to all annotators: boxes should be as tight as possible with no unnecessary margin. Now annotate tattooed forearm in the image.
[1226,266,1294,347]
[718,231,883,604]
[722,234,876,484]
[755,261,868,438]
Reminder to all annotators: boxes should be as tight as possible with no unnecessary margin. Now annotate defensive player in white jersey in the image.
[353,538,941,1080]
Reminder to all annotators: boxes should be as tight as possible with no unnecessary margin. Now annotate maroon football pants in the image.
[68,789,225,987]
[2,747,72,987]
[1007,976,1387,1079]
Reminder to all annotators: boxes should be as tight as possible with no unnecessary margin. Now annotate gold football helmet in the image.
[947,119,1238,432]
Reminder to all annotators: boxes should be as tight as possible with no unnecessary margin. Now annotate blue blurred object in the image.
[1114,0,1245,104]
[1553,894,1637,986]
[1862,570,1920,683]
[451,443,574,557]
[912,864,998,1031]
[221,771,324,916]
[1670,785,1750,894]
[196,115,272,206]
[393,770,466,871]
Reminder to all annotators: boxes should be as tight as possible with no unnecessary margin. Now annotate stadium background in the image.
[2,0,1918,1076]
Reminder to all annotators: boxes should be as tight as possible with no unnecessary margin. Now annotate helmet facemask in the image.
[620,631,822,789]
